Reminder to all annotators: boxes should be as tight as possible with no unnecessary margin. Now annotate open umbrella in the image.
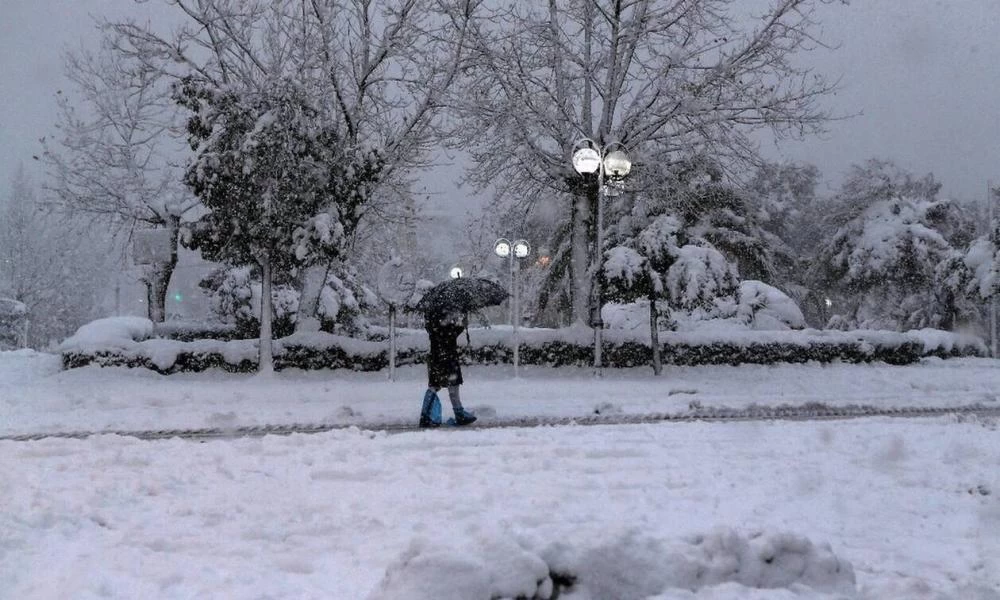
[415,277,508,317]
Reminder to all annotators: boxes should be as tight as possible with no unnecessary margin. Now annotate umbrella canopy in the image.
[415,277,508,317]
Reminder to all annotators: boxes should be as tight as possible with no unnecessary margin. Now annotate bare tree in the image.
[452,0,845,325]
[0,166,111,347]
[41,37,196,322]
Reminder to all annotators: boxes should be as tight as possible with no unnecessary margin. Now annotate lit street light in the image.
[495,237,530,377]
[572,139,632,374]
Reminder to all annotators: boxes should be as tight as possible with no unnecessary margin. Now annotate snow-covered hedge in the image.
[60,318,986,373]
[369,528,856,600]
[152,320,240,342]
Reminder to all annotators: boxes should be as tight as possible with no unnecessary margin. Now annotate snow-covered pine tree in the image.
[603,212,739,374]
[937,204,1000,334]
[177,78,383,372]
[661,159,775,285]
[810,161,975,330]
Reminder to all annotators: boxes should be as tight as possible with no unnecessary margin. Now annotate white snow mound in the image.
[58,316,154,352]
[367,528,857,600]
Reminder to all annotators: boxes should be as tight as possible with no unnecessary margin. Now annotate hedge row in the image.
[61,334,983,374]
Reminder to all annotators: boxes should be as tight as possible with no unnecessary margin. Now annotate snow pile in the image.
[368,528,857,600]
[369,535,553,600]
[738,280,806,330]
[57,316,153,352]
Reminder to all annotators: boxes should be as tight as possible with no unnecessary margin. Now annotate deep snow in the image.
[1,350,999,599]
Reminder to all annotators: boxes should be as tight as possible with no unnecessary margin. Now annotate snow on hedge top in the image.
[58,317,154,352]
[58,316,985,371]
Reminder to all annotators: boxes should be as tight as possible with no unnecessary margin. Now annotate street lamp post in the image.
[495,237,530,377]
[572,139,632,374]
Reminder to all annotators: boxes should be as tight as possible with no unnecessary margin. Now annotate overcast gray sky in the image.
[2,0,998,204]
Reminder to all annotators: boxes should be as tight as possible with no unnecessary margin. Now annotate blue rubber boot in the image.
[419,389,442,427]
[453,407,477,426]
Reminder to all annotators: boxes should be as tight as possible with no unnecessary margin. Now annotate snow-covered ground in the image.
[2,350,999,599]
[2,350,1000,436]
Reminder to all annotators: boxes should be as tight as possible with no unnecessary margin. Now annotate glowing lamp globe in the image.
[494,238,512,258]
[513,240,530,258]
[603,150,632,178]
[572,147,601,175]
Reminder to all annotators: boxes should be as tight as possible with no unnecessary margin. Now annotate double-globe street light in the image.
[571,139,632,374]
[494,238,530,377]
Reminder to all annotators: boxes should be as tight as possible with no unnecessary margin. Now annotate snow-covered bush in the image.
[199,266,299,338]
[666,245,740,312]
[737,281,806,330]
[603,301,674,332]
[603,246,653,303]
[316,267,378,337]
[958,236,999,300]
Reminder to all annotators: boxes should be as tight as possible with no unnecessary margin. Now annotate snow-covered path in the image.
[2,351,1000,436]
[2,418,998,599]
[2,351,1000,598]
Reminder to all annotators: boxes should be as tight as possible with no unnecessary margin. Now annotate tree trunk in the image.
[259,251,274,374]
[650,298,662,376]
[144,217,180,323]
[295,263,328,332]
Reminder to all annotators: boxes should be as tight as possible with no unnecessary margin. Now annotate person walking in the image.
[420,310,477,427]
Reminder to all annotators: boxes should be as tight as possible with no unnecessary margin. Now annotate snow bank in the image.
[368,528,857,600]
[57,316,154,353]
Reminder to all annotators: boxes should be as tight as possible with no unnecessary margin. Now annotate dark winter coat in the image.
[425,315,465,389]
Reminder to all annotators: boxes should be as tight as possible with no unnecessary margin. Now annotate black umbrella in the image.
[415,277,508,317]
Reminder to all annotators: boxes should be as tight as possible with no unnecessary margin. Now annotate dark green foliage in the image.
[152,321,240,342]
[175,77,383,271]
[62,333,983,374]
